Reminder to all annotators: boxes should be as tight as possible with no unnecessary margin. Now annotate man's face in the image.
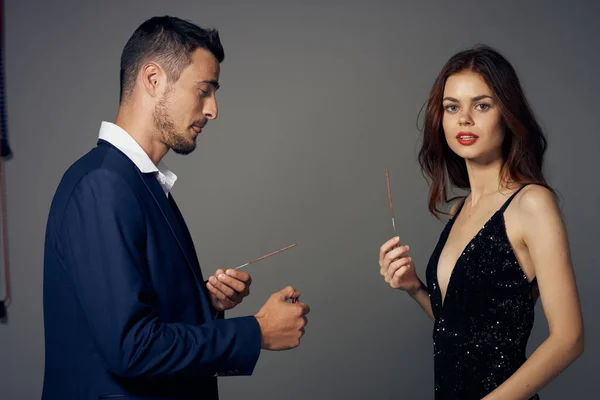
[153,48,220,155]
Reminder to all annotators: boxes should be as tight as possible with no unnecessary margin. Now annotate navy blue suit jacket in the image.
[42,140,261,400]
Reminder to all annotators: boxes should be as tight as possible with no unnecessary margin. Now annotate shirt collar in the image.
[98,121,177,195]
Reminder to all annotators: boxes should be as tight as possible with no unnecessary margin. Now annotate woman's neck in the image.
[464,157,506,207]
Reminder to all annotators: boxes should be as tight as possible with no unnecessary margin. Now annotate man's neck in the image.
[115,105,168,166]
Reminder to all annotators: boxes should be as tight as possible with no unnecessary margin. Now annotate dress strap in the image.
[498,184,530,214]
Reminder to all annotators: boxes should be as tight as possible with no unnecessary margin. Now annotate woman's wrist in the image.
[407,280,427,297]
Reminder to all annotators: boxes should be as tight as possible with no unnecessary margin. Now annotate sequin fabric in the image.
[425,185,540,399]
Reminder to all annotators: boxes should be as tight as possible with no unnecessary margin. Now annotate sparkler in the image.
[233,243,299,302]
[386,165,396,232]
[234,243,297,270]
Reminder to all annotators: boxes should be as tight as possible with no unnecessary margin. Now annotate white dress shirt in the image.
[98,121,177,197]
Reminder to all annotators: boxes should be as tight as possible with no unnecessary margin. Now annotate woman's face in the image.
[442,71,505,163]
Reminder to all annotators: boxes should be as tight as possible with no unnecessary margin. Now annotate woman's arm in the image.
[483,186,584,399]
[408,280,434,321]
[379,236,434,321]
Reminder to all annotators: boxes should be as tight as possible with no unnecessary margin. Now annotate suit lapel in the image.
[168,195,201,268]
[96,139,213,315]
[139,172,206,291]
[169,195,223,317]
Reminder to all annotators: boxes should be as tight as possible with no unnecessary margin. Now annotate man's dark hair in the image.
[119,15,224,102]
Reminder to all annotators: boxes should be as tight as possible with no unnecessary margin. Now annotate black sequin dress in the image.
[425,185,540,399]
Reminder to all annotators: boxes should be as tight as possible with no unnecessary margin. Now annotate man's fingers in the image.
[209,276,244,302]
[206,281,228,300]
[209,276,235,297]
[225,268,251,283]
[277,286,300,301]
[207,282,240,308]
[214,268,226,277]
[216,273,247,293]
[298,303,310,315]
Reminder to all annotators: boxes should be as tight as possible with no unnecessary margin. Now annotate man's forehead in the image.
[187,49,220,85]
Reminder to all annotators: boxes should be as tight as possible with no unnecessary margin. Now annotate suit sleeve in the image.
[57,169,261,379]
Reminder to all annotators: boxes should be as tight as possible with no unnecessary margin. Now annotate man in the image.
[42,15,309,400]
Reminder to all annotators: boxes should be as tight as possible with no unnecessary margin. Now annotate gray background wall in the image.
[1,0,598,398]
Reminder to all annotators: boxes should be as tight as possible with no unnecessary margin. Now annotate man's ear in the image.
[140,62,164,98]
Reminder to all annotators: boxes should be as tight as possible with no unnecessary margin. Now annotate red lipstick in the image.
[456,131,479,146]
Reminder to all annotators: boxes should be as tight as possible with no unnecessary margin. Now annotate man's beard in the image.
[152,92,196,155]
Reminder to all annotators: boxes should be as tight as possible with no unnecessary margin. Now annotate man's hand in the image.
[254,286,310,351]
[206,269,252,311]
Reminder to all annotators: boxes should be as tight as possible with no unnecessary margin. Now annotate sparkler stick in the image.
[234,243,297,270]
[386,165,396,232]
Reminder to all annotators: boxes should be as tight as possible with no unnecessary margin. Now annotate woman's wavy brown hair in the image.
[417,44,552,218]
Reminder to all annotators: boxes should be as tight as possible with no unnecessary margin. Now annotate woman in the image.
[378,45,584,399]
